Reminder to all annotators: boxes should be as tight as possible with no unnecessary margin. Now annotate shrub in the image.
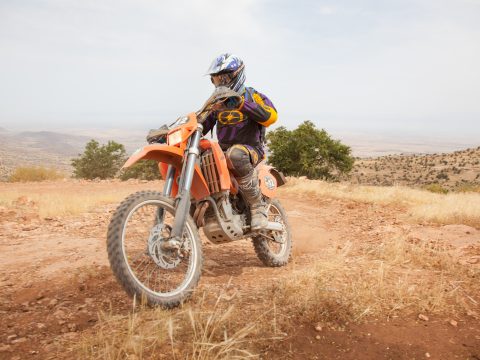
[436,172,449,180]
[120,160,160,181]
[71,140,126,179]
[455,183,480,193]
[423,183,448,194]
[9,166,63,182]
[267,121,354,180]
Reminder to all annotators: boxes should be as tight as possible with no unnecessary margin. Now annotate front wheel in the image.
[252,199,292,267]
[107,191,202,308]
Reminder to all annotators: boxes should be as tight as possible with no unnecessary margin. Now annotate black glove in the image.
[146,125,169,144]
[224,96,242,110]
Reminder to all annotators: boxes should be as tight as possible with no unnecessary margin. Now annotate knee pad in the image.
[226,145,253,177]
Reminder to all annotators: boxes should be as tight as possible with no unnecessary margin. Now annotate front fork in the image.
[162,125,203,244]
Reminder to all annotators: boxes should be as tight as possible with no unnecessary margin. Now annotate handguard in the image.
[146,125,169,144]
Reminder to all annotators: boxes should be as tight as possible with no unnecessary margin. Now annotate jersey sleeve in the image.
[241,90,278,127]
[202,111,217,135]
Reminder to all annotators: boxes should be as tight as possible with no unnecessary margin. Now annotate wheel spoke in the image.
[122,200,196,296]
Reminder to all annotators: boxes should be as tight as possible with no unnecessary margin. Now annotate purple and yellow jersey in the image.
[202,87,277,157]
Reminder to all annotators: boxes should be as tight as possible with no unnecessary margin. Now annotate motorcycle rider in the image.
[203,53,278,230]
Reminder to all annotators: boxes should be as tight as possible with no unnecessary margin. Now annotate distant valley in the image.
[0,127,478,187]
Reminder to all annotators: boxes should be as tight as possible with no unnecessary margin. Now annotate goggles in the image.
[210,72,233,87]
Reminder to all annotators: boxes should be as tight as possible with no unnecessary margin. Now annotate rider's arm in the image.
[240,91,278,127]
[202,112,217,135]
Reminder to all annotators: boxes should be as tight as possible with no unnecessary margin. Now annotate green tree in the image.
[120,160,160,181]
[71,140,126,179]
[266,121,354,180]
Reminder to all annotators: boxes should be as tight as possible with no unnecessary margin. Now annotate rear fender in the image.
[257,163,287,198]
[123,144,210,200]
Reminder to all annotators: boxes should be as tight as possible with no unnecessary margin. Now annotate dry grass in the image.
[81,287,276,360]
[8,166,64,182]
[79,236,480,359]
[271,236,480,326]
[0,183,148,218]
[282,178,480,228]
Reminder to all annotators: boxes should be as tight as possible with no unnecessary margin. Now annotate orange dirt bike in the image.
[107,87,292,307]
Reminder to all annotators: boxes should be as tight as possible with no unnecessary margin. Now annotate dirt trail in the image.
[1,182,479,359]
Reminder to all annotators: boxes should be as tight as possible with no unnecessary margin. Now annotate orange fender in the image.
[257,163,278,198]
[123,144,210,200]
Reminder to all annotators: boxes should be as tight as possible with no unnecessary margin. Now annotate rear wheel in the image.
[252,199,292,267]
[107,191,202,308]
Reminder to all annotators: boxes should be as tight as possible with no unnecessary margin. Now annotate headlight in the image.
[167,129,182,146]
[168,116,189,129]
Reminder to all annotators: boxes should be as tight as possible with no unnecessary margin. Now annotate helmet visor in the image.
[211,73,233,87]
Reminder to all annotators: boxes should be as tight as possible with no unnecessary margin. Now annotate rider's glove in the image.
[224,96,243,110]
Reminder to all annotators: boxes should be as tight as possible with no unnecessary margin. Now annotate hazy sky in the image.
[1,0,479,139]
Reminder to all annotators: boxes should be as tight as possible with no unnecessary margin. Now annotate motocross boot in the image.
[237,169,268,230]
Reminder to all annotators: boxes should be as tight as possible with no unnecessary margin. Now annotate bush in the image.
[436,172,449,180]
[120,160,160,181]
[423,183,448,194]
[9,166,63,182]
[266,121,354,180]
[455,183,480,193]
[71,140,126,179]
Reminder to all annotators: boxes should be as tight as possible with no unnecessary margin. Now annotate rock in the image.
[315,324,323,332]
[315,335,321,340]
[36,323,46,330]
[204,259,220,267]
[54,309,66,319]
[467,257,479,264]
[449,319,458,327]
[0,344,12,352]
[14,196,32,206]
[36,292,45,300]
[22,225,39,231]
[11,337,27,344]
[418,314,429,321]
[425,352,431,358]
[84,298,94,305]
[67,323,77,332]
[7,334,17,342]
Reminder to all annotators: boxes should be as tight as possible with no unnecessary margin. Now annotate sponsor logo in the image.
[218,111,244,125]
[264,176,275,190]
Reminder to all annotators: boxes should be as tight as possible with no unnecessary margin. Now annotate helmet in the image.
[206,53,246,92]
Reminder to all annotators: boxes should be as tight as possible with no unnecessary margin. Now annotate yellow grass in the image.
[0,182,155,217]
[79,236,479,358]
[80,288,271,359]
[282,177,480,228]
[8,166,64,182]
[272,237,479,325]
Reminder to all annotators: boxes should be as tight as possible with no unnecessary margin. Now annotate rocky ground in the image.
[0,181,479,359]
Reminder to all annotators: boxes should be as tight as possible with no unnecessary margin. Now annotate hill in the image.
[0,129,145,180]
[351,146,480,190]
[0,130,91,180]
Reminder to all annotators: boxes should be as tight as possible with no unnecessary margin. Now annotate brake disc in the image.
[147,224,182,269]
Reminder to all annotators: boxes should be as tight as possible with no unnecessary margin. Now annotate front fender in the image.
[124,144,210,200]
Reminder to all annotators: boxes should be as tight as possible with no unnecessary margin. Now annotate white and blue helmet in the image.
[206,53,246,93]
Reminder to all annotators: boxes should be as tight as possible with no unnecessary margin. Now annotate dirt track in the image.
[1,181,479,359]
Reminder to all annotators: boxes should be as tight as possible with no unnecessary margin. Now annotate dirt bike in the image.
[107,87,292,307]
